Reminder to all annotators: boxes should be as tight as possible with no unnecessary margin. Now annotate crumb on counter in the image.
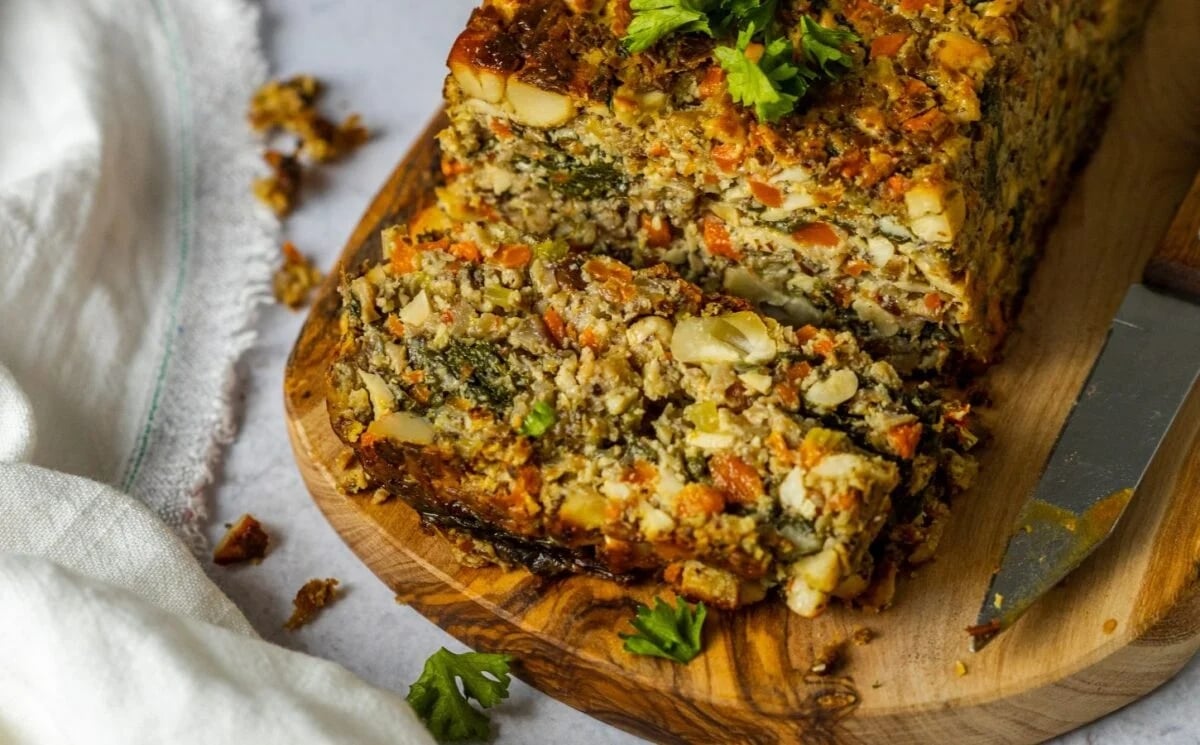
[272,241,322,309]
[213,513,270,566]
[249,75,321,132]
[851,627,875,646]
[248,75,369,163]
[253,149,302,217]
[284,578,341,631]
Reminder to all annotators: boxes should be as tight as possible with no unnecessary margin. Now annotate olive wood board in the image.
[284,4,1200,742]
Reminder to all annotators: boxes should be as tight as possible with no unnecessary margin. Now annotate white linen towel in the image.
[0,1,434,742]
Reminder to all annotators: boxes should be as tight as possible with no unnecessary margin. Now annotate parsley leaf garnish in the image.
[714,26,814,123]
[619,596,707,663]
[406,647,513,742]
[799,16,860,78]
[623,1,860,122]
[623,0,715,54]
[519,400,556,437]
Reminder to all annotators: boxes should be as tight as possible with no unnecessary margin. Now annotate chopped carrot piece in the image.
[796,325,819,344]
[624,460,659,485]
[491,243,532,268]
[385,315,406,338]
[489,118,513,139]
[702,215,743,261]
[900,0,942,12]
[640,213,673,248]
[449,241,481,263]
[675,484,727,518]
[748,178,784,208]
[785,361,813,385]
[766,431,793,463]
[792,222,841,248]
[390,239,420,275]
[579,328,602,350]
[870,32,909,59]
[924,292,945,312]
[583,257,633,285]
[699,66,726,99]
[710,453,765,506]
[440,159,468,178]
[711,142,743,173]
[542,308,566,347]
[776,382,799,408]
[887,422,924,460]
[813,337,836,358]
[844,258,871,277]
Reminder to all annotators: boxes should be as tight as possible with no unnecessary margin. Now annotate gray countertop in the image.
[204,2,1199,742]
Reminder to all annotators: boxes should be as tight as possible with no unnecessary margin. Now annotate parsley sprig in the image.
[620,596,707,663]
[406,647,513,742]
[623,0,860,122]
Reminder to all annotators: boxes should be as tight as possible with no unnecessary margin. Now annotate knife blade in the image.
[971,173,1200,652]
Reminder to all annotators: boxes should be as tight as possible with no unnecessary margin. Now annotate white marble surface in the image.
[204,1,1200,742]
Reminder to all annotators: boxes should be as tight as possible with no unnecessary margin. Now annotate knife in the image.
[969,172,1200,652]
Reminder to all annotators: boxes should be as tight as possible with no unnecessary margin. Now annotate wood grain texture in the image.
[284,3,1200,742]
[1146,170,1200,300]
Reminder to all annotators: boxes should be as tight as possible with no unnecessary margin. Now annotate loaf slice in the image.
[327,211,977,616]
[437,0,1147,371]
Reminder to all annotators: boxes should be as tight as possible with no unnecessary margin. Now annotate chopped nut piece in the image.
[212,514,270,566]
[253,149,302,217]
[272,241,322,309]
[851,627,875,646]
[284,578,340,631]
[954,660,968,677]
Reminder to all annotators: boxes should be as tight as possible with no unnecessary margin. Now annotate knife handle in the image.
[1145,170,1200,301]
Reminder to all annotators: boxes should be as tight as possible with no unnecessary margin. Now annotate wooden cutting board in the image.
[284,3,1200,742]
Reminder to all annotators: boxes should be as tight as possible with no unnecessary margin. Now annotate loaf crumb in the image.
[851,627,875,646]
[272,241,322,309]
[284,578,341,631]
[954,660,968,677]
[213,514,270,566]
[253,149,302,217]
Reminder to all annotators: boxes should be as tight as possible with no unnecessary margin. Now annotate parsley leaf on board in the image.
[620,596,708,663]
[623,0,715,53]
[799,15,860,78]
[406,647,513,742]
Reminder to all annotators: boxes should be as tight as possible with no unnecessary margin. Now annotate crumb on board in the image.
[810,640,845,676]
[213,514,270,566]
[851,627,875,646]
[871,681,883,689]
[253,148,302,217]
[272,241,322,309]
[284,578,341,631]
[1103,618,1118,634]
[954,660,968,677]
[992,593,1004,610]
[297,113,370,163]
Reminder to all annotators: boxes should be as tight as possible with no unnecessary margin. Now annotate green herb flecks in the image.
[407,337,518,413]
[519,400,557,437]
[620,596,707,663]
[406,647,513,742]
